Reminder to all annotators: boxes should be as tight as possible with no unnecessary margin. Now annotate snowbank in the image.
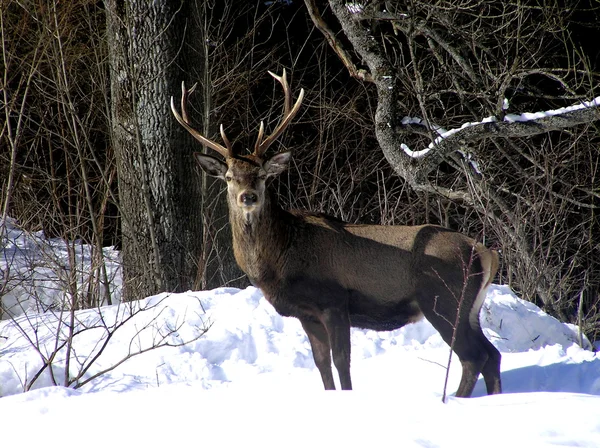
[2,217,600,447]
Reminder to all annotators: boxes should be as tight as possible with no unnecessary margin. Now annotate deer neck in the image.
[229,192,290,284]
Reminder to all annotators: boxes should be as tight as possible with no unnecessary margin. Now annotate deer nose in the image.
[240,192,258,206]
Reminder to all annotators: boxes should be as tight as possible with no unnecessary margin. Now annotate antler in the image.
[253,69,305,157]
[170,81,233,158]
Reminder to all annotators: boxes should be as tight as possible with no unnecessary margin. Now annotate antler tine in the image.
[253,121,265,154]
[253,69,305,157]
[180,82,197,123]
[171,81,233,158]
[268,69,292,115]
[219,124,233,152]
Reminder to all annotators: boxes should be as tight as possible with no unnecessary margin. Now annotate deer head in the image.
[171,70,304,219]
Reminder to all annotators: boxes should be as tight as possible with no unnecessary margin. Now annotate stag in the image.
[171,70,501,396]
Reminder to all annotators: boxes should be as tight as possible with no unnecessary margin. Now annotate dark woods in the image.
[1,1,599,340]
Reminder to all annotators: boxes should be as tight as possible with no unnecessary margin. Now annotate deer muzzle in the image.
[239,191,258,207]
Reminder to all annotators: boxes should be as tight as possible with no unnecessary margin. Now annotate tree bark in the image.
[105,0,204,300]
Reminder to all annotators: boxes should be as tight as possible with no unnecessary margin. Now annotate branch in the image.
[303,0,373,82]
[399,96,600,162]
[395,97,600,198]
[324,0,600,201]
[324,0,424,184]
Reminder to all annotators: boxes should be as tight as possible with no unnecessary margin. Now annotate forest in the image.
[1,0,599,341]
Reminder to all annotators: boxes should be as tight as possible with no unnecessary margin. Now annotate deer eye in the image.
[258,173,267,181]
[225,175,233,182]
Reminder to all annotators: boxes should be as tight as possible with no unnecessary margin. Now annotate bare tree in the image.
[1,0,117,309]
[305,0,600,338]
[104,1,206,300]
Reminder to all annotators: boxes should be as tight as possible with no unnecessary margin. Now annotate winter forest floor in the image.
[1,218,599,447]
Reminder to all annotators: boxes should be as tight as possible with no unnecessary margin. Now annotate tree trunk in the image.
[105,0,205,300]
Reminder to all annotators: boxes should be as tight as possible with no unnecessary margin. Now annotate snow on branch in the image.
[400,96,600,159]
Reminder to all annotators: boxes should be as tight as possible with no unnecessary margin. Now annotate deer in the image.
[171,70,502,397]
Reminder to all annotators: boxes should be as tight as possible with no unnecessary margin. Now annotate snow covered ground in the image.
[1,219,600,447]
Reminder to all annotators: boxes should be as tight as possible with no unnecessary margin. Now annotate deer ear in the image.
[264,151,292,177]
[194,152,227,179]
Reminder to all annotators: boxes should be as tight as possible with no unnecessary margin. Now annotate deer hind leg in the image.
[424,295,493,397]
[454,297,501,396]
[454,330,501,396]
[454,341,488,398]
[472,244,502,395]
[452,321,500,397]
[301,318,336,389]
[480,336,502,394]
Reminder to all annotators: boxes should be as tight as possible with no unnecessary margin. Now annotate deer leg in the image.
[455,356,487,398]
[301,318,336,390]
[322,308,352,390]
[481,339,502,394]
[431,316,488,398]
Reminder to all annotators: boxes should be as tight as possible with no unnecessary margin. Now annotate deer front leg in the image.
[301,317,336,390]
[322,308,352,390]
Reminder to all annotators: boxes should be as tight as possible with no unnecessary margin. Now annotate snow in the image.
[401,95,600,159]
[0,217,121,317]
[346,3,364,15]
[504,95,600,122]
[1,218,600,447]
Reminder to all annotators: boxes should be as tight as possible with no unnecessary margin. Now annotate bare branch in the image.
[304,0,373,82]
[399,97,600,158]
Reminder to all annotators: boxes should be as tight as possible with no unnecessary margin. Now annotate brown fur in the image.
[172,72,501,396]
[197,156,501,396]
